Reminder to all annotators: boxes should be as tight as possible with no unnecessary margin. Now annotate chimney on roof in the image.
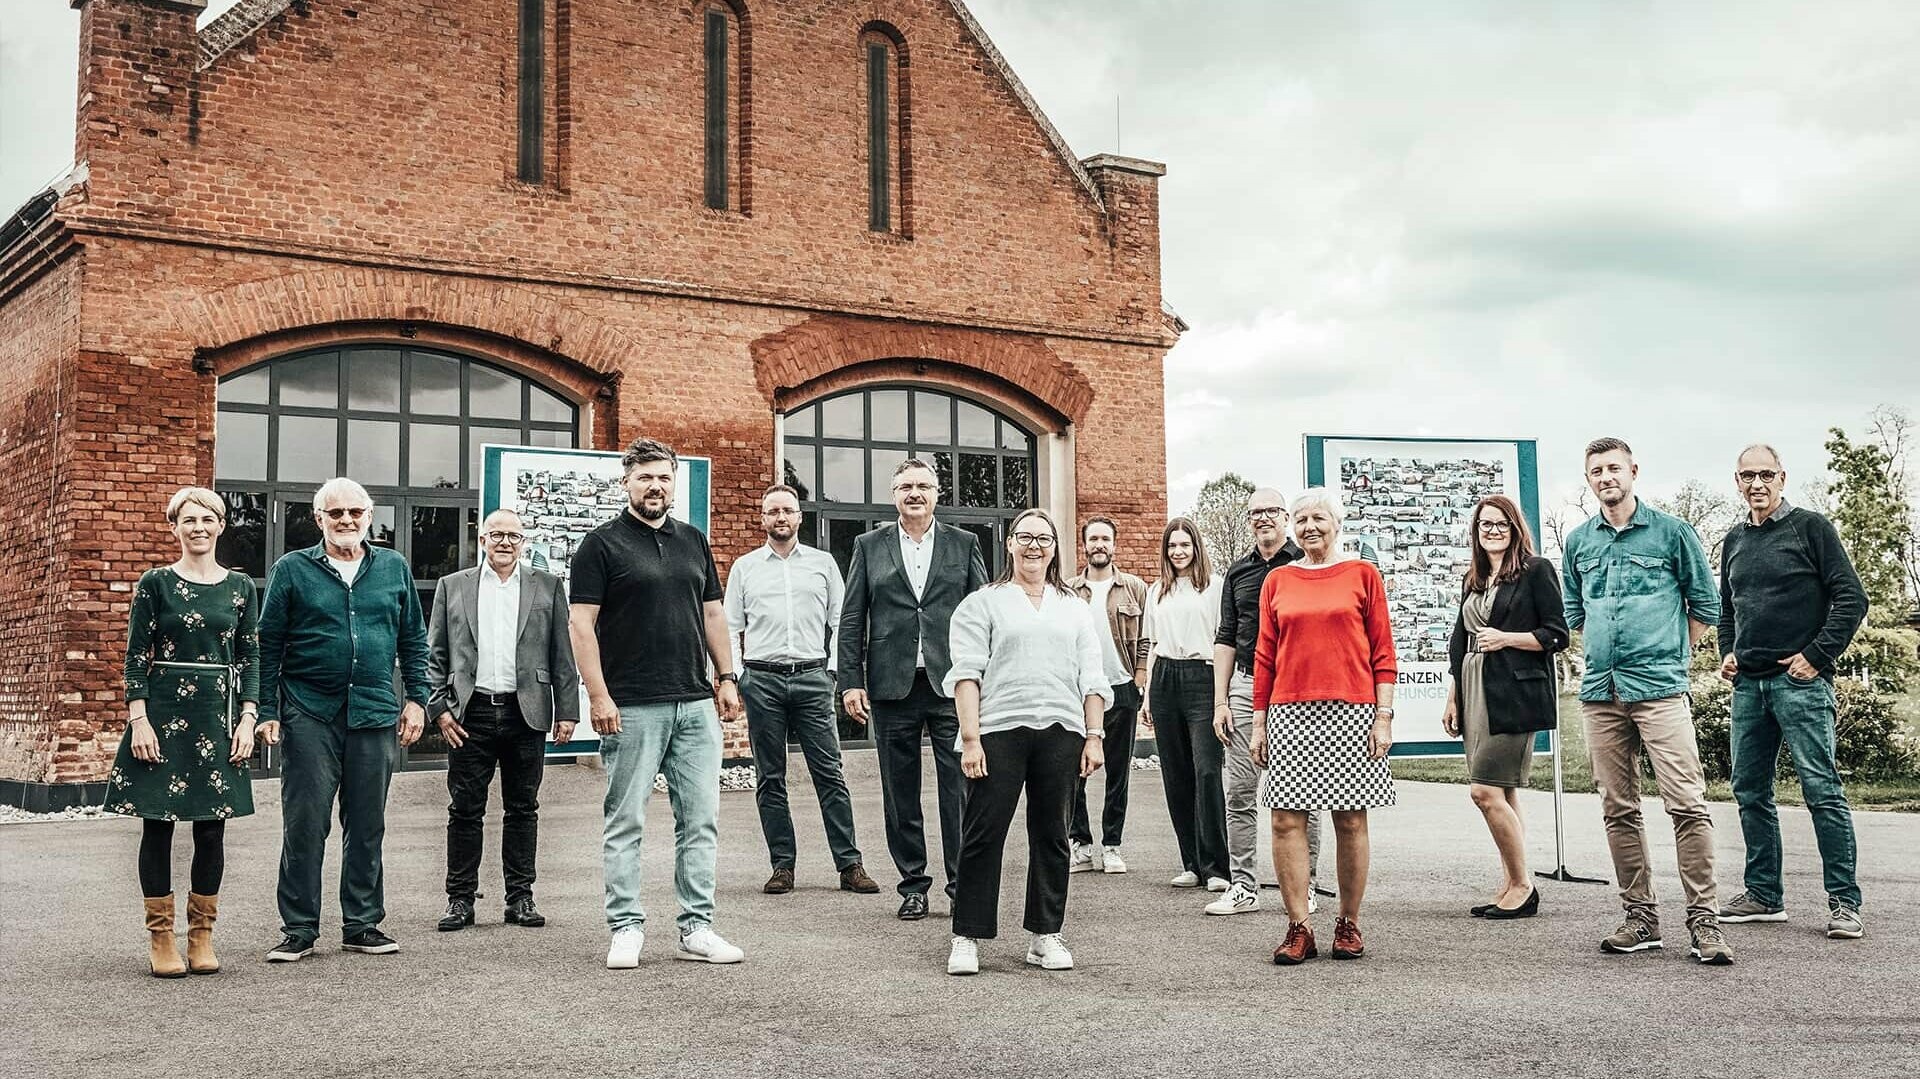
[1081,153,1167,328]
[70,0,208,221]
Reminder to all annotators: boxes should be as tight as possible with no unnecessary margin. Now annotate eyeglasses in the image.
[1012,533,1056,549]
[484,531,526,545]
[893,482,938,495]
[320,507,369,521]
[1476,521,1513,535]
[1246,508,1285,522]
[762,507,800,517]
[1737,470,1782,485]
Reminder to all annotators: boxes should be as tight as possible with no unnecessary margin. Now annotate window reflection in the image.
[410,423,460,488]
[956,400,995,447]
[277,416,338,483]
[1003,457,1032,510]
[469,365,521,419]
[215,411,269,482]
[410,352,461,415]
[959,453,997,508]
[215,490,268,578]
[222,367,268,405]
[821,394,863,439]
[277,352,339,409]
[820,446,862,502]
[914,392,949,443]
[347,350,402,412]
[870,390,909,442]
[347,420,400,487]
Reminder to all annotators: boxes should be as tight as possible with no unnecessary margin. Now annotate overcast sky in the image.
[4,1,1916,521]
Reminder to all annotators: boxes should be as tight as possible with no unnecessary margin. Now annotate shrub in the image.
[1688,674,1918,782]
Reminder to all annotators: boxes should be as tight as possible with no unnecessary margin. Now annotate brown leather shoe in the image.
[763,868,795,895]
[144,895,187,978]
[1331,916,1365,959]
[1271,921,1317,965]
[839,864,881,894]
[185,892,220,974]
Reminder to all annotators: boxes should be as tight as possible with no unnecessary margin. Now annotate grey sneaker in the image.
[1827,903,1864,940]
[1688,915,1734,965]
[1600,915,1662,954]
[1719,891,1787,923]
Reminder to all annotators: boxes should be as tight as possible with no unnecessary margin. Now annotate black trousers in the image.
[1070,681,1141,848]
[870,670,966,899]
[1152,657,1228,880]
[953,724,1081,940]
[444,696,547,905]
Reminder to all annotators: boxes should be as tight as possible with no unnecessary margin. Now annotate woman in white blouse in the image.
[1141,516,1228,891]
[943,508,1109,976]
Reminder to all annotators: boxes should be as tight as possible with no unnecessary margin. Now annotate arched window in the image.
[211,345,579,609]
[780,387,1036,579]
[860,23,910,235]
[704,1,752,212]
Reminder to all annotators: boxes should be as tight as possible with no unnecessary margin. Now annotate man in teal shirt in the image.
[257,477,430,963]
[1562,437,1730,966]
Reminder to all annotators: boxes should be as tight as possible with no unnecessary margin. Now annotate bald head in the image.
[1246,486,1290,552]
[481,508,526,575]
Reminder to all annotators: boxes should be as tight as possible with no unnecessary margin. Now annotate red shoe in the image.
[1331,916,1365,959]
[1272,921,1317,965]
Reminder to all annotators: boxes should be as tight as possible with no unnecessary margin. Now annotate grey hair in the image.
[1737,443,1784,469]
[1289,487,1346,529]
[313,477,373,510]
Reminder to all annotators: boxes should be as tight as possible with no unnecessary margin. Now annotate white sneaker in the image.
[1170,871,1201,888]
[947,936,980,976]
[1101,846,1128,874]
[674,926,744,964]
[1069,842,1097,874]
[1025,932,1074,970]
[1206,876,1230,893]
[605,927,643,969]
[1205,882,1261,916]
[1308,891,1319,916]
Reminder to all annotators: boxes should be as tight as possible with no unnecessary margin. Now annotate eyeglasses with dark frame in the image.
[1476,520,1513,535]
[1246,507,1286,522]
[1736,470,1782,485]
[1011,532,1057,549]
[320,507,370,521]
[484,531,527,545]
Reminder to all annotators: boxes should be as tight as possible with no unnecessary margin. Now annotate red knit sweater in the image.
[1251,559,1398,712]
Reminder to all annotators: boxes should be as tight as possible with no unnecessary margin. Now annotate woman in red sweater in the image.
[1251,488,1397,965]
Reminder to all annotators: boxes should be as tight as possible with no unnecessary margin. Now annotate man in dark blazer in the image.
[426,508,580,932]
[838,459,989,920]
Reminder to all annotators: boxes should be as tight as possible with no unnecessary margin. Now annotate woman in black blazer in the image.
[1443,495,1568,920]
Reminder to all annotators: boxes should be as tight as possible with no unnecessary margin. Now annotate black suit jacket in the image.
[837,521,989,701]
[1447,556,1570,735]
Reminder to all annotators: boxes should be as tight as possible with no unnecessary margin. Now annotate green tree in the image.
[1653,479,1741,569]
[1186,472,1255,568]
[1826,425,1914,620]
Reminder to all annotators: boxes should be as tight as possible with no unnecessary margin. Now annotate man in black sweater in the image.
[1715,444,1868,940]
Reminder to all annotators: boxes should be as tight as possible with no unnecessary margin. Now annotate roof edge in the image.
[198,0,295,69]
[944,0,1104,212]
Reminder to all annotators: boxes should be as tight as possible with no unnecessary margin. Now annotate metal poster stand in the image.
[1535,725,1607,885]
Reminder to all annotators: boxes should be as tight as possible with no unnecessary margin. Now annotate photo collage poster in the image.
[1305,436,1540,756]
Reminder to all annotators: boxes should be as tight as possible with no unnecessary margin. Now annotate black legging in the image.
[138,819,225,898]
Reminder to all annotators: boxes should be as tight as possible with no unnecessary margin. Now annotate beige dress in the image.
[1460,586,1533,788]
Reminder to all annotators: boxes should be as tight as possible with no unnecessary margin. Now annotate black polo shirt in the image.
[570,510,723,707]
[1215,540,1304,673]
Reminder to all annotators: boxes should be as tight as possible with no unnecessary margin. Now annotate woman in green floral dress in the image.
[104,487,268,977]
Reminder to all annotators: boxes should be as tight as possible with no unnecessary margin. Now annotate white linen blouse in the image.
[942,583,1112,742]
[1143,576,1223,662]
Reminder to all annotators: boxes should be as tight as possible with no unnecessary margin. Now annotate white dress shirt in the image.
[942,584,1112,743]
[475,563,522,693]
[1084,576,1132,686]
[1144,576,1223,662]
[898,522,936,669]
[724,542,845,675]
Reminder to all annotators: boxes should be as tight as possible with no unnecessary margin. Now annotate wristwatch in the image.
[716,672,739,685]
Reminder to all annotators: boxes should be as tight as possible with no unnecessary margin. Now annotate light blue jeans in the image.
[601,699,722,934]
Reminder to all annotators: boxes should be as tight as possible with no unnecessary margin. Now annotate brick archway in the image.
[749,314,1093,427]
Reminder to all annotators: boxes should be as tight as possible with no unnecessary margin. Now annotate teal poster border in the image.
[480,444,711,534]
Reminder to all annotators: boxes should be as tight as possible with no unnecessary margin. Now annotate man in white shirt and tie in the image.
[726,484,880,897]
[426,508,579,932]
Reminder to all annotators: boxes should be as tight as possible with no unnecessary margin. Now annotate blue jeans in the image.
[601,699,722,934]
[276,702,398,942]
[1730,674,1860,909]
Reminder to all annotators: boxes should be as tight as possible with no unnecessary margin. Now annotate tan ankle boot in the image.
[144,895,187,978]
[185,892,220,974]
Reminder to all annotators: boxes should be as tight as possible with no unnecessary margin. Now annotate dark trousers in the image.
[871,670,966,899]
[741,665,862,871]
[138,819,225,898]
[444,696,547,905]
[1070,681,1141,847]
[1152,657,1228,881]
[276,703,399,942]
[953,724,1081,940]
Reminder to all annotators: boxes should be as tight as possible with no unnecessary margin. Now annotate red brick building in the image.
[0,0,1176,807]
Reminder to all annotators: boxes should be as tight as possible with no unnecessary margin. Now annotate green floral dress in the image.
[103,568,261,821]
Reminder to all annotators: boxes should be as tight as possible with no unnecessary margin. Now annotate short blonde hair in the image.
[1289,487,1346,530]
[165,487,226,523]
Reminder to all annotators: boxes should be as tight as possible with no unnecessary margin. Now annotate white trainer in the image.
[1069,842,1097,874]
[1205,882,1261,916]
[1025,932,1074,970]
[1170,871,1201,888]
[675,926,744,964]
[1206,876,1230,893]
[1101,846,1128,874]
[1308,891,1319,916]
[605,927,643,969]
[947,936,980,976]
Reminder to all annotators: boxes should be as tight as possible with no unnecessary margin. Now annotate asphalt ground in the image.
[5,752,1917,1079]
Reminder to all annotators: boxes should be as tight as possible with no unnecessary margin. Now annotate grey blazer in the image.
[427,565,580,732]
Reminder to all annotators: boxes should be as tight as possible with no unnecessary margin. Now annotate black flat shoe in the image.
[1484,889,1540,920]
[897,893,929,921]
[1470,902,1496,918]
[437,899,474,932]
[504,897,545,927]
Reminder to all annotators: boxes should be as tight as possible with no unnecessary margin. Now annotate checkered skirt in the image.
[1259,700,1396,810]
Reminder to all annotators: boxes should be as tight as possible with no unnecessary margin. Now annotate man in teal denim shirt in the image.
[257,477,429,964]
[1562,438,1730,966]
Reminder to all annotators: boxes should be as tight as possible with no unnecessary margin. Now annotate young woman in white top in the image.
[943,508,1109,975]
[1140,516,1228,890]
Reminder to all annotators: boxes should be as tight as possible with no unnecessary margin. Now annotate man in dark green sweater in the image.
[1715,444,1868,940]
